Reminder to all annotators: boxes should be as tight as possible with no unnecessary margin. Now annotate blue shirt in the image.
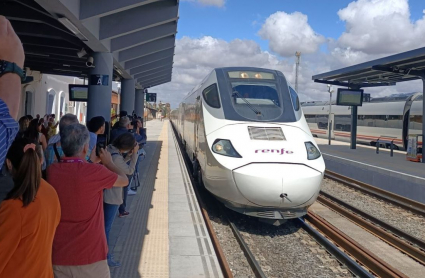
[0,99,18,167]
[45,141,64,168]
[89,132,97,153]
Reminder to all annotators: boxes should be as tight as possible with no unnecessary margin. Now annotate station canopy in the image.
[312,47,425,88]
[2,0,178,88]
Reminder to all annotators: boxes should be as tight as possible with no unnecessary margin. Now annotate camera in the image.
[96,134,107,156]
[86,56,94,68]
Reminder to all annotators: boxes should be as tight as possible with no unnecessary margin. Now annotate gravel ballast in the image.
[321,178,425,242]
[209,206,353,278]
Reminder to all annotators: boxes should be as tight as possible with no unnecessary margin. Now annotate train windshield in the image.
[231,82,282,120]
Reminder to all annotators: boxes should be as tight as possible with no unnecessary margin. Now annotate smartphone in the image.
[96,134,107,156]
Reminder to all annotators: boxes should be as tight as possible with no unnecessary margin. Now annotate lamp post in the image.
[327,84,334,145]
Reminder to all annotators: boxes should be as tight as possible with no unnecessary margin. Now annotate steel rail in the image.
[320,191,425,252]
[170,122,234,278]
[318,193,425,265]
[297,217,374,278]
[225,211,267,278]
[306,211,408,278]
[325,170,425,217]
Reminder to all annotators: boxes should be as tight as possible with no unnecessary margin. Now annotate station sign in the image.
[90,74,109,86]
[146,92,157,102]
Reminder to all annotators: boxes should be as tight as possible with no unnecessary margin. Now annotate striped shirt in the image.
[0,99,18,167]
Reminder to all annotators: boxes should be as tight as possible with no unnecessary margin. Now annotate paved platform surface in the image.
[315,138,425,204]
[109,120,222,278]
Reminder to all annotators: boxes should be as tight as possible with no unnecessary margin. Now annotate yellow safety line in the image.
[139,122,169,277]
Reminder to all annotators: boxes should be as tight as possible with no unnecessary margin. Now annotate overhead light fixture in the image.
[58,17,88,41]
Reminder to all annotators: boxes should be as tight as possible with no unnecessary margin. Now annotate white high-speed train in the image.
[301,93,423,150]
[170,67,325,224]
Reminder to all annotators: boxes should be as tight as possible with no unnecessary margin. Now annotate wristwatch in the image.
[0,60,26,82]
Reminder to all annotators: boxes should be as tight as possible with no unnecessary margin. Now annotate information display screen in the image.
[336,88,364,106]
[69,85,88,102]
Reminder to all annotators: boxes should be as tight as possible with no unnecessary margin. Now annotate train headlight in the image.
[212,139,242,158]
[305,142,321,160]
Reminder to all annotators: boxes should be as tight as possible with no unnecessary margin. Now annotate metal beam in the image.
[141,79,171,88]
[134,67,171,79]
[23,44,81,59]
[142,78,172,88]
[313,79,395,88]
[130,61,173,75]
[9,19,84,47]
[125,50,174,70]
[111,21,177,52]
[99,0,178,40]
[312,47,425,81]
[137,74,172,84]
[137,73,171,83]
[80,0,161,20]
[118,36,175,62]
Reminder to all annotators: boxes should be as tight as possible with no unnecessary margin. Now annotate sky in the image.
[149,0,425,108]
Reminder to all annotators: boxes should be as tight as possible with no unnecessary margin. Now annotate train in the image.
[301,93,423,150]
[170,67,325,225]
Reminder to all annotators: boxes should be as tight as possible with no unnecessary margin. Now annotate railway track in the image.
[325,170,425,217]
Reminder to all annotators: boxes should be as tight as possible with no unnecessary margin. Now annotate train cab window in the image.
[202,83,221,108]
[230,82,282,121]
[289,87,300,111]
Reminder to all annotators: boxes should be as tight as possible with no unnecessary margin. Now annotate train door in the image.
[326,113,335,139]
[194,95,201,156]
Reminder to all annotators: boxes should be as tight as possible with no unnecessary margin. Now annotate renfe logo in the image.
[255,149,294,155]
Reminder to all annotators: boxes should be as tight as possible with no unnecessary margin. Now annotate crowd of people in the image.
[0,16,147,278]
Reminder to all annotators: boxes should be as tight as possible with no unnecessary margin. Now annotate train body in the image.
[301,93,423,150]
[170,67,325,222]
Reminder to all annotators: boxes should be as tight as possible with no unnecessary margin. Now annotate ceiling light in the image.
[58,17,88,41]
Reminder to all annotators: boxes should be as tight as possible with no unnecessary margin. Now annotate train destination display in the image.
[336,88,364,106]
[69,85,89,102]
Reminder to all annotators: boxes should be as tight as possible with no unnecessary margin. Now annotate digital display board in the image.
[69,85,88,102]
[336,88,364,106]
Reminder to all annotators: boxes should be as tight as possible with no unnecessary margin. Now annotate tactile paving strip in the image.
[113,123,169,278]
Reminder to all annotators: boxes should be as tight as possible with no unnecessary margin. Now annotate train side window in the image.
[202,83,220,108]
[289,87,300,111]
[334,115,351,131]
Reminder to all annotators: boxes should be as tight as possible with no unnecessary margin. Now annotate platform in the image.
[315,138,425,204]
[109,120,222,278]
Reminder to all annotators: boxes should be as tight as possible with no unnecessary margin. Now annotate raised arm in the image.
[0,16,24,166]
[99,148,128,187]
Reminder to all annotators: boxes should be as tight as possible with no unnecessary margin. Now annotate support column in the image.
[350,106,358,149]
[135,89,144,117]
[120,79,135,115]
[422,77,425,162]
[87,52,113,122]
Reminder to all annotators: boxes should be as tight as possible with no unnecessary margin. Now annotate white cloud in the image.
[149,36,300,107]
[258,11,325,57]
[337,0,425,54]
[150,0,425,107]
[182,0,225,8]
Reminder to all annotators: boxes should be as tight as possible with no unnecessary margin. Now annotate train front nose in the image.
[232,164,323,208]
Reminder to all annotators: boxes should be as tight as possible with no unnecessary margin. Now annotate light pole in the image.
[327,84,334,145]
